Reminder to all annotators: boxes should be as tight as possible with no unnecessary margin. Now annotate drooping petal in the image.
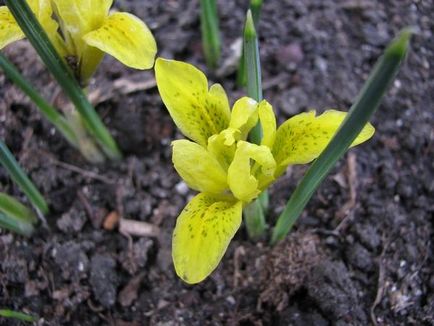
[83,12,157,70]
[172,193,243,284]
[229,97,258,140]
[228,141,276,202]
[155,58,231,146]
[172,139,228,194]
[0,6,24,49]
[258,100,276,149]
[272,110,375,176]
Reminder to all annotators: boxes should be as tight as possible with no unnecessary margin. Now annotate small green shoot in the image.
[0,193,36,237]
[0,140,48,214]
[237,0,263,86]
[271,29,412,244]
[0,309,37,322]
[200,0,221,69]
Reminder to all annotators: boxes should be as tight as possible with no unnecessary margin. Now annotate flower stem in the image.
[271,29,412,245]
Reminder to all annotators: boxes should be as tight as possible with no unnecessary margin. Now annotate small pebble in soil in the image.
[353,223,381,251]
[53,242,89,281]
[56,200,87,233]
[90,254,119,308]
[175,181,189,196]
[345,242,374,272]
[306,260,367,324]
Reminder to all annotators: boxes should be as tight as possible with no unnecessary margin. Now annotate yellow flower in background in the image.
[0,0,157,84]
[155,58,375,284]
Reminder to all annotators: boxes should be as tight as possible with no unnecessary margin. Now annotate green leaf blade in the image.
[0,53,79,147]
[200,0,221,69]
[271,29,411,245]
[0,140,49,214]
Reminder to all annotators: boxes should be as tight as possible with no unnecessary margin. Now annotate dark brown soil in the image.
[1,0,433,325]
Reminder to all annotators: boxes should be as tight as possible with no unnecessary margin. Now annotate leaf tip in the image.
[244,10,256,40]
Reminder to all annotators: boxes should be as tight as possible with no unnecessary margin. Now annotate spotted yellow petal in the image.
[83,12,156,70]
[0,1,65,55]
[228,141,276,202]
[0,6,24,49]
[258,100,276,148]
[172,139,228,194]
[155,58,231,146]
[272,110,375,176]
[172,193,243,284]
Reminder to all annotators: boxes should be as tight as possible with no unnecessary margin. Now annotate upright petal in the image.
[228,141,276,202]
[172,139,228,194]
[53,0,112,38]
[35,0,67,57]
[172,193,243,284]
[258,100,276,148]
[272,110,375,176]
[155,58,231,146]
[83,12,156,70]
[0,7,24,49]
[229,97,258,140]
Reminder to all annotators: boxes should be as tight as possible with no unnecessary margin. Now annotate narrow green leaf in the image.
[0,53,79,147]
[0,140,49,214]
[243,10,268,238]
[0,212,35,237]
[0,193,37,224]
[5,0,121,160]
[271,29,411,245]
[0,309,37,322]
[200,0,221,69]
[250,0,263,27]
[244,10,263,142]
[237,0,263,87]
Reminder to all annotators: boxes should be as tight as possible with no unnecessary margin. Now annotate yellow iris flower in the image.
[0,0,157,84]
[155,58,375,284]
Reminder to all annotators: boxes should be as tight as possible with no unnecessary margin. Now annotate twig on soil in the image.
[336,153,358,220]
[49,157,116,184]
[119,218,160,238]
[371,235,392,326]
[18,127,33,162]
[77,190,95,222]
[233,245,246,287]
[88,75,156,106]
[87,298,105,313]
